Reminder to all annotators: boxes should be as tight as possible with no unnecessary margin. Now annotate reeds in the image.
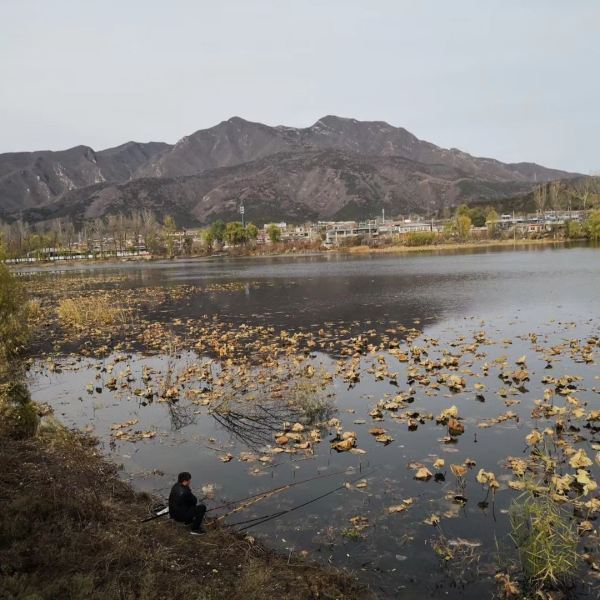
[509,491,580,590]
[57,295,129,329]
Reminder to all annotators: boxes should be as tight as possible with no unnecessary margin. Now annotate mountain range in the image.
[0,116,579,226]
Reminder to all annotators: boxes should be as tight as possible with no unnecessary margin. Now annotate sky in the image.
[1,0,598,173]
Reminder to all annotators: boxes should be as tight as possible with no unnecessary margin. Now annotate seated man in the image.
[168,471,207,535]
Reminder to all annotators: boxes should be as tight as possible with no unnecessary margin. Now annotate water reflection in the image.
[211,402,300,449]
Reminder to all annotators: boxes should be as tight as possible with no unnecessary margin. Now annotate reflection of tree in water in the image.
[211,401,299,448]
[210,372,336,450]
[167,401,196,431]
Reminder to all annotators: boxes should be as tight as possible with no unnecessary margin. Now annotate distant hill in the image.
[0,116,580,226]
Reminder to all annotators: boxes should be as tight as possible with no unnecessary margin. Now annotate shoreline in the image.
[341,237,575,255]
[0,410,367,599]
[10,237,587,272]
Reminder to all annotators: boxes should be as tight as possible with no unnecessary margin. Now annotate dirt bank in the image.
[0,416,367,600]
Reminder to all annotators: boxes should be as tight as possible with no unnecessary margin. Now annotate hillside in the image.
[22,150,540,226]
[1,116,580,225]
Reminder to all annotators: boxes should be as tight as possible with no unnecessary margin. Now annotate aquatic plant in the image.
[57,295,129,329]
[341,527,363,540]
[508,491,580,591]
[286,375,335,425]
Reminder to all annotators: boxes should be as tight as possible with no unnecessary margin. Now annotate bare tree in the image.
[92,218,106,255]
[58,218,76,253]
[548,181,562,211]
[141,209,160,254]
[572,176,600,211]
[533,184,547,215]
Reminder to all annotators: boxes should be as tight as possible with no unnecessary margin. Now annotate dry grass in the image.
[25,297,43,324]
[0,420,368,600]
[57,295,129,329]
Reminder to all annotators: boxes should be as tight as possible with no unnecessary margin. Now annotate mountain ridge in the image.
[0,116,580,225]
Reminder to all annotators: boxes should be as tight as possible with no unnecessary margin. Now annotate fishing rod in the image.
[207,469,346,513]
[141,469,345,523]
[225,510,287,528]
[223,470,374,528]
[235,470,372,532]
[209,469,350,524]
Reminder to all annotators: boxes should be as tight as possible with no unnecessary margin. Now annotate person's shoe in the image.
[190,528,206,536]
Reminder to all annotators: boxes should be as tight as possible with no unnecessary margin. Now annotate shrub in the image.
[0,400,38,439]
[0,264,29,363]
[338,235,365,248]
[403,231,436,246]
[0,380,38,439]
[565,220,584,239]
[585,210,600,241]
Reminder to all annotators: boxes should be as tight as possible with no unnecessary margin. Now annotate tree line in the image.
[0,210,190,259]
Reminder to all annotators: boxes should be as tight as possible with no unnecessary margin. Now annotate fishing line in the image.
[234,469,375,532]
[224,510,287,528]
[207,469,346,513]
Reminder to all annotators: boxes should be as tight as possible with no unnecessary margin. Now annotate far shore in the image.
[10,236,589,272]
[342,237,576,255]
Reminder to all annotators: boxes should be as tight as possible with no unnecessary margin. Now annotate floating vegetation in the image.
[23,263,600,599]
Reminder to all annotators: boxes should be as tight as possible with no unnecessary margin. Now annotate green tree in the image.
[266,224,281,243]
[163,215,176,231]
[585,210,600,242]
[203,229,214,252]
[469,206,487,227]
[224,221,247,246]
[245,222,258,240]
[455,214,472,240]
[486,208,499,237]
[210,220,226,244]
[455,204,471,218]
[163,215,177,259]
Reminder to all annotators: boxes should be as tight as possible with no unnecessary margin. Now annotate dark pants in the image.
[183,503,206,531]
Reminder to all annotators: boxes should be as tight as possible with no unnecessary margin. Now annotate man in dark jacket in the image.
[168,471,207,535]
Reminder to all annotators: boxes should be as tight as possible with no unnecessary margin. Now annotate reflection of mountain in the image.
[2,116,579,225]
[163,271,455,340]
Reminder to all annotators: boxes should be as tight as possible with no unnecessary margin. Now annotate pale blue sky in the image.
[1,0,598,172]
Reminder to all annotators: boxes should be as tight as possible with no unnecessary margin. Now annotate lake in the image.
[27,245,600,598]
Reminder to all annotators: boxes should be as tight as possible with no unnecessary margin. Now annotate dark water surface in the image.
[28,246,600,598]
